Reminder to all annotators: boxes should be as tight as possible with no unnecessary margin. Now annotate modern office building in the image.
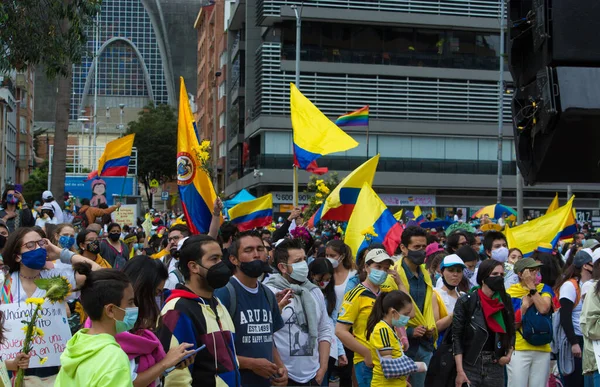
[224,0,600,216]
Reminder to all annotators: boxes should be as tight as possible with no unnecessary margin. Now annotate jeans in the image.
[354,361,373,387]
[506,350,551,387]
[407,344,433,387]
[561,336,584,387]
[462,351,505,387]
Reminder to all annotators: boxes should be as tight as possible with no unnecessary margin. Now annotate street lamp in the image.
[213,71,221,191]
[77,114,91,172]
[118,103,125,135]
[290,2,304,208]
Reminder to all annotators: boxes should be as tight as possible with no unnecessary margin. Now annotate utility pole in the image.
[291,3,303,208]
[496,0,506,203]
[213,71,221,190]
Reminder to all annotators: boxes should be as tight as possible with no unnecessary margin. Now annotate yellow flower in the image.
[201,140,211,150]
[316,200,323,205]
[25,298,45,307]
[39,357,48,365]
[21,326,28,335]
[315,179,324,186]
[35,327,44,337]
[315,192,322,198]
[318,185,330,195]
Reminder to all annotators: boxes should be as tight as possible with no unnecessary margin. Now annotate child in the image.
[365,290,427,387]
[55,263,136,386]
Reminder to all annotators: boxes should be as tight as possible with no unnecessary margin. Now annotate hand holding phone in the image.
[163,344,205,375]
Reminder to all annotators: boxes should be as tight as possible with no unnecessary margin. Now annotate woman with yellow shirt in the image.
[506,258,553,387]
[366,290,427,387]
[76,229,111,268]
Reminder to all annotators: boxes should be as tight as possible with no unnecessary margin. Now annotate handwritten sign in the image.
[112,204,138,227]
[0,302,72,368]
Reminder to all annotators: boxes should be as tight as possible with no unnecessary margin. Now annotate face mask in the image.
[59,236,75,249]
[392,312,410,328]
[0,234,6,250]
[368,268,388,286]
[534,272,542,285]
[199,261,232,290]
[327,257,340,269]
[20,248,47,270]
[239,260,266,279]
[479,244,484,254]
[87,240,100,255]
[491,247,509,263]
[406,249,426,266]
[135,243,144,251]
[6,195,18,204]
[483,275,505,292]
[464,267,475,279]
[434,272,441,284]
[442,274,457,291]
[150,230,156,237]
[288,261,309,283]
[317,280,330,289]
[114,306,139,334]
[108,233,121,242]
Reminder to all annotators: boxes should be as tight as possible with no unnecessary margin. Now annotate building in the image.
[0,74,18,191]
[224,0,600,217]
[34,0,202,146]
[194,0,228,190]
[15,69,35,185]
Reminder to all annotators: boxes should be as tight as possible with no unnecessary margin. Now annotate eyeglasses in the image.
[21,240,46,250]
[168,235,182,243]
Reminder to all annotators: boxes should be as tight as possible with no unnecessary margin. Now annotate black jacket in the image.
[452,291,515,366]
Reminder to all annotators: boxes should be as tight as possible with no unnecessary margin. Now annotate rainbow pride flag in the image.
[335,106,369,127]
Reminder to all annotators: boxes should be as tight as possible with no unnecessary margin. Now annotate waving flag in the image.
[229,194,273,231]
[505,196,577,257]
[309,154,380,227]
[413,205,424,224]
[86,134,135,180]
[345,183,403,256]
[177,77,218,234]
[393,209,403,221]
[290,83,358,170]
[546,193,559,214]
[335,106,369,127]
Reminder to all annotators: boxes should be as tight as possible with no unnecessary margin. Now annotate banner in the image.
[65,175,135,205]
[271,191,314,205]
[112,204,138,227]
[0,302,72,368]
[379,194,436,207]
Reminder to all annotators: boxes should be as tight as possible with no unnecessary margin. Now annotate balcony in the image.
[250,154,517,176]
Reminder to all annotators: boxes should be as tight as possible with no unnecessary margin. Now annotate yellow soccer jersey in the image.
[337,284,377,364]
[369,320,407,387]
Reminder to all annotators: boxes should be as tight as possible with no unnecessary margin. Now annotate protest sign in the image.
[112,204,137,227]
[0,302,72,368]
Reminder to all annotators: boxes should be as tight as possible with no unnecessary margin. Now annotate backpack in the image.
[520,305,553,346]
[72,209,89,229]
[224,280,275,319]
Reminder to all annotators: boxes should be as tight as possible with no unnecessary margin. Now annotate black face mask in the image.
[441,275,457,291]
[484,276,505,292]
[108,233,121,242]
[0,234,6,250]
[239,260,268,279]
[87,240,101,255]
[199,261,231,289]
[170,248,179,258]
[406,249,426,265]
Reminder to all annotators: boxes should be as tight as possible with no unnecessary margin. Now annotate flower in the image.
[200,140,211,150]
[34,276,72,303]
[35,327,45,337]
[39,357,48,365]
[315,192,322,198]
[318,185,330,195]
[21,326,28,335]
[315,179,324,186]
[25,298,45,307]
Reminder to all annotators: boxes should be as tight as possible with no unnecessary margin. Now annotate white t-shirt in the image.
[265,282,333,383]
[434,288,463,314]
[582,280,597,297]
[10,267,76,304]
[161,256,182,290]
[334,269,357,315]
[35,217,58,228]
[559,280,583,337]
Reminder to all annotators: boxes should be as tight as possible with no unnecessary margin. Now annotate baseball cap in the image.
[456,245,479,263]
[42,191,53,200]
[440,254,466,270]
[513,258,543,273]
[41,203,54,211]
[583,239,600,250]
[573,248,593,268]
[592,248,600,264]
[365,248,394,264]
[425,242,444,258]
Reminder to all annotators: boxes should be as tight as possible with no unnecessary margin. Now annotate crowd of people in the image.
[0,183,599,387]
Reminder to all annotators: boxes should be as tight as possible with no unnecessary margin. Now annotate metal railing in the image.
[48,145,138,176]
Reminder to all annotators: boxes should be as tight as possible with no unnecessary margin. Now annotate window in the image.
[219,141,226,158]
[218,82,226,99]
[219,113,225,128]
[220,51,227,68]
[265,132,292,154]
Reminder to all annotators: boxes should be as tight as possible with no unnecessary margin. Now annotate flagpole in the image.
[366,121,369,159]
[292,3,303,208]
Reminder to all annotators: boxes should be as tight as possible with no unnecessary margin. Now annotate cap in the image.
[456,245,479,263]
[573,248,593,268]
[41,203,54,211]
[365,248,394,264]
[440,254,466,270]
[513,258,543,273]
[592,248,600,265]
[425,243,444,257]
[42,191,53,200]
[583,239,600,250]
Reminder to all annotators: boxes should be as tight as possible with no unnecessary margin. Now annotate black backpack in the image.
[72,209,89,229]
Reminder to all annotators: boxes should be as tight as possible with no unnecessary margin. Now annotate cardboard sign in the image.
[0,302,72,368]
[112,204,138,227]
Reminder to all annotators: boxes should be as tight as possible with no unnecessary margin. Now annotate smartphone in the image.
[14,184,22,193]
[163,345,206,375]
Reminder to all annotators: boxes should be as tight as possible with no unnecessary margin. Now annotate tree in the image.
[0,0,100,207]
[127,103,178,203]
[23,162,49,205]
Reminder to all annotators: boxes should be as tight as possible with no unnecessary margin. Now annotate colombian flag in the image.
[229,194,273,231]
[546,193,559,214]
[345,183,403,256]
[177,77,219,234]
[309,154,379,227]
[290,83,358,170]
[94,134,135,177]
[335,106,369,127]
[413,205,425,224]
[505,196,577,257]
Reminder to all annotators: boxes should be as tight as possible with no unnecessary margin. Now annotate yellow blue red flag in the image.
[505,196,577,257]
[290,83,358,169]
[177,77,218,234]
[345,183,403,256]
[393,209,403,221]
[547,193,559,214]
[87,134,135,180]
[228,194,273,232]
[413,205,424,224]
[309,154,379,227]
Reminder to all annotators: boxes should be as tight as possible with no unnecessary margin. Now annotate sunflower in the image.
[34,276,72,303]
[25,298,45,307]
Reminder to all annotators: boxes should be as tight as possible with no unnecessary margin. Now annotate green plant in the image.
[303,172,339,221]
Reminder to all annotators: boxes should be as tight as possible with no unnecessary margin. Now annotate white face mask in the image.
[287,261,309,283]
[491,247,509,263]
[327,257,340,269]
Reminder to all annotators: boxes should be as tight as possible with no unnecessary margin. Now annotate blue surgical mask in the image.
[434,272,442,283]
[368,268,388,286]
[20,248,47,270]
[114,306,139,334]
[58,236,76,250]
[464,267,475,279]
[133,243,143,250]
[392,312,410,327]
[288,261,309,283]
[479,244,484,254]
